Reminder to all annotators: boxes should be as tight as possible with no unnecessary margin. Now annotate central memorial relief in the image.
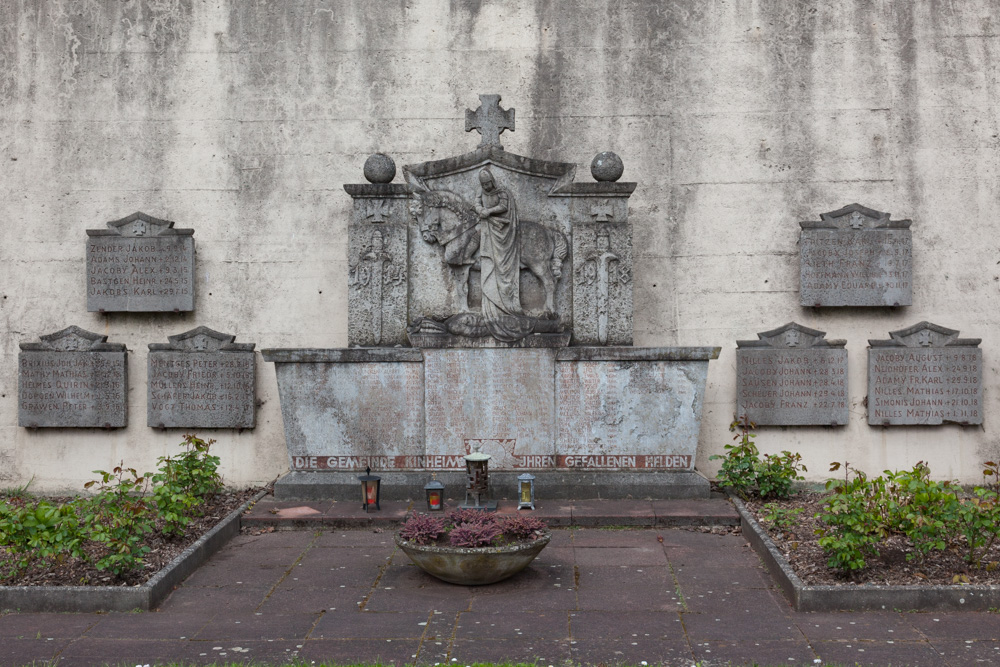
[263,94,720,500]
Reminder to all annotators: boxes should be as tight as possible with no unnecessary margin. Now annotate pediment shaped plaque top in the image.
[869,321,981,348]
[20,326,125,352]
[87,211,195,238]
[737,322,846,349]
[799,203,911,230]
[149,326,255,352]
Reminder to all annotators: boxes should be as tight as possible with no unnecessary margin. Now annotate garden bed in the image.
[735,494,1000,611]
[0,489,265,612]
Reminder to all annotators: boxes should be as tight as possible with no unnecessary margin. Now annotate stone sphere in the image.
[363,153,396,184]
[590,151,625,182]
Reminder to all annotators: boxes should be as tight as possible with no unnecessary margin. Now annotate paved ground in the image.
[2,500,1000,666]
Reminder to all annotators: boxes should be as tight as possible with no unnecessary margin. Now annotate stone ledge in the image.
[261,348,424,363]
[556,346,721,361]
[0,490,266,613]
[732,495,1000,612]
[273,470,711,501]
[243,493,738,530]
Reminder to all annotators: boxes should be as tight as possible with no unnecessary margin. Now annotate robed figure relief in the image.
[408,167,568,343]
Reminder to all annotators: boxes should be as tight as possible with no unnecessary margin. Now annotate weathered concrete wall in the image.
[2,0,998,491]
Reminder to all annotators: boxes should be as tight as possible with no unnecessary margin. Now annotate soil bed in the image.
[743,491,1000,586]
[0,488,261,587]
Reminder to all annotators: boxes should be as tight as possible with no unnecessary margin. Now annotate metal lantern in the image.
[424,479,445,512]
[460,448,497,511]
[358,466,381,512]
[517,472,536,510]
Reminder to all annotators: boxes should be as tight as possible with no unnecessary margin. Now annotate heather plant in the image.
[398,514,446,545]
[449,523,502,548]
[399,510,548,548]
[502,514,547,539]
[448,508,499,527]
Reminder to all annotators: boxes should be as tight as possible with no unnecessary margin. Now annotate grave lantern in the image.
[424,478,445,511]
[460,447,497,511]
[517,472,536,510]
[358,466,381,512]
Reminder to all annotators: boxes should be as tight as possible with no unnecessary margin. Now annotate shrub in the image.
[710,415,806,499]
[0,499,85,576]
[83,464,156,577]
[816,461,1000,575]
[152,434,223,536]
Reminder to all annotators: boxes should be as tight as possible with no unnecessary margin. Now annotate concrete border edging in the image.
[0,490,267,613]
[732,495,1000,612]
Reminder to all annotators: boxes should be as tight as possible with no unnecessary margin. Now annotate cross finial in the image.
[465,94,515,150]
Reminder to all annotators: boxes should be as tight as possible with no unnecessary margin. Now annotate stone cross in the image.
[366,199,389,223]
[849,212,865,230]
[465,94,515,149]
[591,200,614,222]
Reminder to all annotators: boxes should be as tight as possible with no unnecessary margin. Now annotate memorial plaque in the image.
[868,322,982,426]
[736,322,848,426]
[19,326,127,428]
[800,203,912,307]
[148,327,256,429]
[87,211,195,312]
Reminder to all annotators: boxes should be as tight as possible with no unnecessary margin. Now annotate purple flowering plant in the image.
[398,509,548,548]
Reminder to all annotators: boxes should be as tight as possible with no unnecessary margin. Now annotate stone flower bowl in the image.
[394,530,552,585]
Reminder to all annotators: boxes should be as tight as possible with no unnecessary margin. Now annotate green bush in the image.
[83,464,156,576]
[152,434,223,536]
[0,499,85,575]
[817,461,1000,575]
[709,415,806,500]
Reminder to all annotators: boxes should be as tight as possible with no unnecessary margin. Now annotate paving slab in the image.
[567,637,694,665]
[311,610,430,640]
[453,610,569,639]
[192,611,321,641]
[811,638,944,666]
[449,637,571,664]
[689,638,817,665]
[85,610,213,640]
[569,610,686,640]
[575,565,676,611]
[297,638,422,665]
[795,610,923,641]
[0,637,74,666]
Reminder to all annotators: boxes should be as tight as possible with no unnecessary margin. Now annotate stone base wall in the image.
[263,347,718,479]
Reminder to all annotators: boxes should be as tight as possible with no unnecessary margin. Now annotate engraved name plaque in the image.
[868,322,982,426]
[19,326,128,428]
[800,203,912,307]
[736,323,848,426]
[148,327,256,429]
[87,212,195,312]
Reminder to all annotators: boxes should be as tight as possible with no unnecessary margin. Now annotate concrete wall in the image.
[2,0,998,492]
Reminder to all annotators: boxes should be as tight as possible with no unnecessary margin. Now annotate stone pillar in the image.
[344,158,410,347]
[556,155,636,346]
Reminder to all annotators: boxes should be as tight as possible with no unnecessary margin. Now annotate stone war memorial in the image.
[263,94,720,500]
[736,322,848,426]
[18,326,128,429]
[868,321,982,426]
[86,211,195,313]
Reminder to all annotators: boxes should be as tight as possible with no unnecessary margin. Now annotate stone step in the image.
[242,495,739,530]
